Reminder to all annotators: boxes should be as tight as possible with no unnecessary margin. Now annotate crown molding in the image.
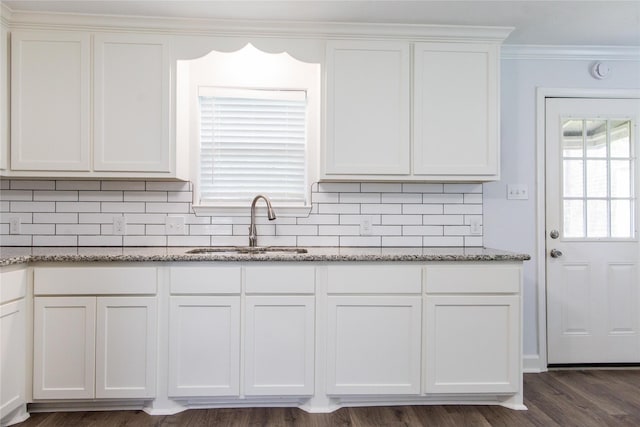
[0,2,12,26]
[6,8,513,43]
[501,44,640,61]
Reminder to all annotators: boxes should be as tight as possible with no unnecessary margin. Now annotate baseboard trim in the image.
[523,354,545,373]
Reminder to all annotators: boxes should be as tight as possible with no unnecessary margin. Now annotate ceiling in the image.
[3,0,640,46]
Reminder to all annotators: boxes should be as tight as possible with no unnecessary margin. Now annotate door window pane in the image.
[563,200,584,238]
[610,120,630,158]
[586,160,608,197]
[563,160,583,197]
[586,200,608,238]
[611,160,631,198]
[562,120,584,158]
[586,120,607,158]
[611,200,632,238]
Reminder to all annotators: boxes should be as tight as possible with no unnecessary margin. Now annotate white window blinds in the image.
[199,88,307,205]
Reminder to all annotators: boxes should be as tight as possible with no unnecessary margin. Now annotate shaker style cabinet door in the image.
[324,40,410,176]
[413,42,499,179]
[0,300,26,418]
[326,295,421,395]
[11,31,90,171]
[33,297,97,399]
[95,297,157,399]
[168,296,241,397]
[93,33,171,172]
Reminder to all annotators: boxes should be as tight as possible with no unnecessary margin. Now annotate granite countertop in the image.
[0,246,530,267]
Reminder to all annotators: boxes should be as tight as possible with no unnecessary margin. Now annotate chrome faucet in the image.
[249,195,277,247]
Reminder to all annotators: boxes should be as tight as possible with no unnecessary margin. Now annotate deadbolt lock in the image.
[550,230,559,239]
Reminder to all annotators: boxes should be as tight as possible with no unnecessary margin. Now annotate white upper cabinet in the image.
[0,23,9,171]
[7,30,181,179]
[11,30,91,171]
[323,39,503,182]
[93,34,171,173]
[413,43,499,179]
[324,41,410,176]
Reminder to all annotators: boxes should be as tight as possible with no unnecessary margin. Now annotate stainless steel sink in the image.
[186,246,308,254]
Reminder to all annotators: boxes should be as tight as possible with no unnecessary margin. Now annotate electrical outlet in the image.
[507,184,529,200]
[113,216,126,235]
[9,217,21,234]
[360,218,373,236]
[469,217,482,235]
[165,216,186,235]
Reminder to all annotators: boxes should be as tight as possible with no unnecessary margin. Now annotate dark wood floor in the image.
[16,370,640,426]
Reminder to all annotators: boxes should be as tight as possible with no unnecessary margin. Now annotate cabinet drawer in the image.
[245,266,315,294]
[170,266,241,295]
[34,267,157,295]
[0,268,27,304]
[424,264,520,294]
[327,265,421,294]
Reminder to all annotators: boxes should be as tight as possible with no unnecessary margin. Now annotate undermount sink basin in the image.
[186,246,308,255]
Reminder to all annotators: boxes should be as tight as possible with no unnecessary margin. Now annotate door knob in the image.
[550,249,563,258]
[549,230,559,239]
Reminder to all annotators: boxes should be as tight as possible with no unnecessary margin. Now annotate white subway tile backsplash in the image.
[297,236,339,246]
[382,236,423,247]
[124,191,167,202]
[124,235,168,246]
[80,191,123,202]
[402,225,443,236]
[381,193,422,204]
[56,224,100,235]
[56,202,100,212]
[1,235,32,246]
[12,201,55,212]
[57,180,101,191]
[361,183,402,193]
[0,190,33,201]
[33,235,77,246]
[1,179,484,248]
[402,204,444,215]
[0,180,9,190]
[34,191,78,202]
[381,215,423,225]
[101,181,145,191]
[10,180,55,190]
[78,235,123,246]
[102,202,145,213]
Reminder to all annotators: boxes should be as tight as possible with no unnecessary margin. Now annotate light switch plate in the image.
[507,184,529,200]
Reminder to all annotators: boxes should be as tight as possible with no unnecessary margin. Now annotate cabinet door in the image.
[33,297,96,399]
[11,31,90,171]
[0,299,26,418]
[244,296,314,396]
[327,296,421,395]
[424,295,519,394]
[93,33,171,172]
[325,41,410,176]
[413,43,499,179]
[95,297,157,398]
[168,296,240,397]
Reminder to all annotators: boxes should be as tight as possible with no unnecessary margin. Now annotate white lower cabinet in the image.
[0,268,28,422]
[32,267,158,400]
[168,296,240,397]
[244,265,316,396]
[326,265,422,395]
[424,264,521,394]
[244,295,315,396]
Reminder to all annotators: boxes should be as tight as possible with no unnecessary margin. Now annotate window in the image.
[198,88,307,206]
[561,118,635,239]
[178,44,320,216]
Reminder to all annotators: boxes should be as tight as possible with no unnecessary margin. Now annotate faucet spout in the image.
[249,195,277,247]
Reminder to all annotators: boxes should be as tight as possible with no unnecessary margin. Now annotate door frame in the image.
[535,88,640,371]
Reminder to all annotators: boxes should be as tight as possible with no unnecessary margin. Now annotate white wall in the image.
[485,50,640,361]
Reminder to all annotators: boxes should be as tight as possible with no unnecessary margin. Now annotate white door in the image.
[546,97,640,364]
